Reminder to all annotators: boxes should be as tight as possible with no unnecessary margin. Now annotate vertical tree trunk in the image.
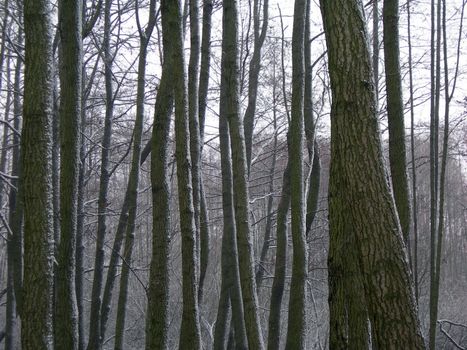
[243,0,269,171]
[145,68,174,350]
[21,0,55,348]
[285,0,308,347]
[213,107,248,350]
[383,0,411,241]
[320,0,425,348]
[55,0,82,348]
[87,0,114,348]
[160,1,202,348]
[267,162,290,350]
[222,1,264,348]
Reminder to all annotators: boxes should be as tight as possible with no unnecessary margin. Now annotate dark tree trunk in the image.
[320,0,425,348]
[21,0,55,348]
[55,0,82,348]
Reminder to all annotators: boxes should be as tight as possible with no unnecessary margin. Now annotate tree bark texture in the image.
[383,0,411,241]
[222,0,264,348]
[55,0,82,348]
[285,0,308,347]
[161,0,202,348]
[320,0,425,348]
[21,0,55,348]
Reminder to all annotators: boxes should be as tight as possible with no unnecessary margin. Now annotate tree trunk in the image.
[213,108,248,350]
[55,0,82,348]
[222,1,264,348]
[285,0,308,347]
[267,162,290,350]
[87,0,114,348]
[160,0,202,348]
[145,67,174,350]
[243,0,269,171]
[113,3,156,348]
[21,0,55,348]
[383,0,411,241]
[320,0,425,348]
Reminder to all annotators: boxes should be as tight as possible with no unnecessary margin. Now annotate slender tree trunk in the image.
[145,66,174,350]
[198,0,213,304]
[160,1,202,348]
[213,107,248,350]
[429,0,442,346]
[407,0,419,302]
[21,0,55,348]
[222,1,264,348]
[285,0,308,347]
[87,0,114,348]
[383,0,411,241]
[320,0,425,348]
[55,1,82,348]
[304,0,320,236]
[267,162,290,350]
[243,0,269,171]
[113,3,156,348]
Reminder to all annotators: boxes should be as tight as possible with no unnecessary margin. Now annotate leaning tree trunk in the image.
[113,2,156,348]
[320,0,425,348]
[87,0,114,349]
[222,0,264,348]
[55,0,82,348]
[160,0,202,348]
[21,0,55,348]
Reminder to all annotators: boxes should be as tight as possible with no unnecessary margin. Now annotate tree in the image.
[383,0,411,241]
[87,0,115,348]
[55,0,82,348]
[285,0,308,347]
[160,0,202,348]
[222,0,264,348]
[21,0,55,348]
[320,0,426,348]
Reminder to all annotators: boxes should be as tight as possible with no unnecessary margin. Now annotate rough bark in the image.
[55,0,82,348]
[285,0,308,347]
[21,0,55,348]
[320,0,425,348]
[160,0,202,348]
[145,68,174,350]
[222,0,264,348]
[383,0,411,241]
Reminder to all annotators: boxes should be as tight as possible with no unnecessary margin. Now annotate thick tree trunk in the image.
[320,0,425,348]
[55,1,82,348]
[21,1,55,348]
[222,1,264,348]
